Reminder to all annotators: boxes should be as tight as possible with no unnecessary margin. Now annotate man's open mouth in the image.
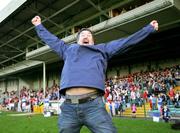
[83,40,89,44]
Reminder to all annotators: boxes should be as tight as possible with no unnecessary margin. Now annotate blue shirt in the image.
[35,24,155,93]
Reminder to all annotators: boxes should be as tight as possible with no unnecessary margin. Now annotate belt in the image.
[65,92,100,104]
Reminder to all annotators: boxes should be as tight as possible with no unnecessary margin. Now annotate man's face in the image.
[77,30,94,46]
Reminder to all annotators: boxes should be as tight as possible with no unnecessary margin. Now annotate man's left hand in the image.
[150,20,158,31]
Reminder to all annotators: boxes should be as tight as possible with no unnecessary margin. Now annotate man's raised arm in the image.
[31,16,68,59]
[103,20,158,58]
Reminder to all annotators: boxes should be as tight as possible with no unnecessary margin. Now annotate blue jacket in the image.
[35,24,155,93]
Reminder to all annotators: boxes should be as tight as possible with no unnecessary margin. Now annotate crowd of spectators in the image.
[0,84,59,112]
[104,65,180,116]
[0,65,179,116]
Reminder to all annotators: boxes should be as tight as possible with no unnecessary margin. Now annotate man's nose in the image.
[84,35,88,38]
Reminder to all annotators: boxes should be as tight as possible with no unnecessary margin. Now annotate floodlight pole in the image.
[43,62,46,97]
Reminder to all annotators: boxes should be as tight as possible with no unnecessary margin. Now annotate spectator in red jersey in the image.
[143,89,148,103]
[169,86,175,104]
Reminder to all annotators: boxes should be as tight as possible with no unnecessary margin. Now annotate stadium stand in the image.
[0,0,180,121]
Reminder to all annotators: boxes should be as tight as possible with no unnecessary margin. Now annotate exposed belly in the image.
[66,87,98,95]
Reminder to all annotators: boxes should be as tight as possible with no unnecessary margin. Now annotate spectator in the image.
[131,103,137,118]
[152,94,157,110]
[157,94,163,111]
[162,104,170,123]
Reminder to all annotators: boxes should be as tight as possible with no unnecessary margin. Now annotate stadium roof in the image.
[0,0,180,77]
[0,0,27,23]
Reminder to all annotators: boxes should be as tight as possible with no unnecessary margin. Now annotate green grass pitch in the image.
[0,111,179,133]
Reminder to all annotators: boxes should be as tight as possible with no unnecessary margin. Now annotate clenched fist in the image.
[31,16,41,26]
[150,20,158,31]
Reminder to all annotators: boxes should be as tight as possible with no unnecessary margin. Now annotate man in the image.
[32,16,158,133]
[162,104,170,123]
